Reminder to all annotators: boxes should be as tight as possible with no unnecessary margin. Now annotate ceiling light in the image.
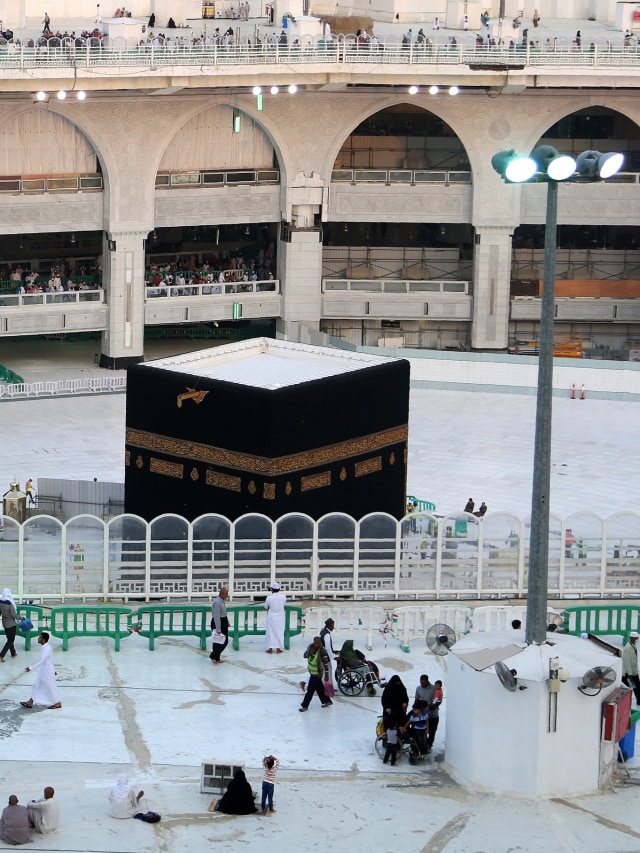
[288,84,297,94]
[270,86,279,95]
[429,85,439,95]
[35,91,48,102]
[76,90,86,101]
[408,85,419,95]
[57,90,66,100]
[252,86,262,95]
[448,85,460,95]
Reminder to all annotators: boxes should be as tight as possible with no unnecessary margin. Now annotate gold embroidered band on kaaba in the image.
[126,424,408,477]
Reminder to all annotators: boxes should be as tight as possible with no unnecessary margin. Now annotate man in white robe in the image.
[264,583,287,653]
[20,632,61,709]
[27,787,59,834]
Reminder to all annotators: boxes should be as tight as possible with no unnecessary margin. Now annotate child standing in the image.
[383,722,399,766]
[261,754,279,815]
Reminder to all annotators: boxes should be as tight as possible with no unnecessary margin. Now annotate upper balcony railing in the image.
[0,288,104,307]
[145,279,278,299]
[4,34,640,70]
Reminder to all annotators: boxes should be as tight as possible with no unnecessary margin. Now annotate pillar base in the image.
[99,353,143,370]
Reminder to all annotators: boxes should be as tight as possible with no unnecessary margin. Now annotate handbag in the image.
[134,811,161,823]
[323,679,335,699]
[211,630,225,645]
[18,618,33,633]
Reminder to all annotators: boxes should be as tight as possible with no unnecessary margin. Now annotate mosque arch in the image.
[331,102,470,176]
[156,102,279,175]
[0,106,100,177]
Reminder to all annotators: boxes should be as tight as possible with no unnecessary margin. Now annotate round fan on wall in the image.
[426,623,456,656]
[495,660,519,692]
[578,666,616,695]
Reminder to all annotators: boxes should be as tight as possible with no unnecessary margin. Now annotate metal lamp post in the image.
[492,146,624,645]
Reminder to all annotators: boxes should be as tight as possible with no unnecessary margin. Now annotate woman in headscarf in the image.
[215,769,258,814]
[381,674,409,725]
[338,639,361,669]
[0,588,18,662]
[109,774,144,818]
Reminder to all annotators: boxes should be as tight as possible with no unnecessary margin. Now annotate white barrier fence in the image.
[2,509,640,603]
[303,603,563,652]
[0,376,126,399]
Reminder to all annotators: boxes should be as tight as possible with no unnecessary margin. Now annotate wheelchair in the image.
[374,718,427,764]
[336,657,383,697]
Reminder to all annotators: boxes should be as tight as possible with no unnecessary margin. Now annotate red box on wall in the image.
[603,687,632,742]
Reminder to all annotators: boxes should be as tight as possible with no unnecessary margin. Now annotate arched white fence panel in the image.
[2,509,640,602]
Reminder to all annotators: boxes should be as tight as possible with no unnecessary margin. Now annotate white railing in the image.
[2,509,640,603]
[145,280,278,299]
[0,376,125,399]
[323,279,469,295]
[0,289,103,308]
[1,36,640,69]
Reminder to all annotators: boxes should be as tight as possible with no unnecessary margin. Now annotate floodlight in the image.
[531,145,576,181]
[575,149,624,179]
[491,149,537,183]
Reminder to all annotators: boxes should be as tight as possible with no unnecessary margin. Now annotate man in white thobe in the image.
[265,582,287,653]
[20,632,61,709]
[27,787,59,834]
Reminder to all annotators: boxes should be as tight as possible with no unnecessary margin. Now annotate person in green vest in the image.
[299,636,332,712]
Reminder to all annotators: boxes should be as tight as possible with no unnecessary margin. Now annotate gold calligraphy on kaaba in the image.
[206,470,242,492]
[125,425,408,477]
[355,456,382,477]
[263,483,276,500]
[301,471,331,491]
[150,457,184,479]
[125,451,130,466]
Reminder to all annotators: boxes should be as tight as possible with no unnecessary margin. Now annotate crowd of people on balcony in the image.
[1,259,102,296]
[145,244,277,295]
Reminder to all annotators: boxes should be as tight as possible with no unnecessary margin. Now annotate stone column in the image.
[470,226,514,351]
[99,230,148,369]
[278,204,323,328]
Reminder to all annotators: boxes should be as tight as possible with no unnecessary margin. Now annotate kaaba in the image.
[124,338,410,521]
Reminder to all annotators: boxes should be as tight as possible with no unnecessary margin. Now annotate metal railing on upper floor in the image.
[3,35,640,69]
[0,289,104,307]
[323,279,470,294]
[145,279,278,298]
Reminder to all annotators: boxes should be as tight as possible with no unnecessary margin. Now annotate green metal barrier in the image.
[407,495,437,512]
[563,605,640,638]
[0,364,24,384]
[227,604,304,651]
[16,604,45,651]
[49,605,133,651]
[130,604,211,651]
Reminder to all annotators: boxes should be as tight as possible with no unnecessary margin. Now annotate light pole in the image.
[492,146,624,645]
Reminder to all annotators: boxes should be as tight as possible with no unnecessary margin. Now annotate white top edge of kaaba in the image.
[140,337,400,389]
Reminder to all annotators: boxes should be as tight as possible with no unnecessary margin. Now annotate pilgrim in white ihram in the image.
[21,632,61,709]
[265,582,286,653]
